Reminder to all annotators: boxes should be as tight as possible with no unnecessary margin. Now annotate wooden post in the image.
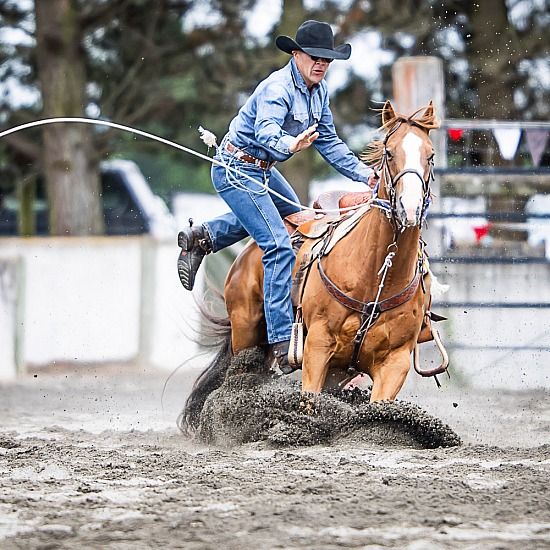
[392,56,446,255]
[392,56,446,167]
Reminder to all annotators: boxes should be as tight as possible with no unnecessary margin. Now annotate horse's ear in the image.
[382,101,396,126]
[423,100,435,120]
[422,100,441,130]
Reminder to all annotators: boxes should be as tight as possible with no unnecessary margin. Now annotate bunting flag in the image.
[493,128,522,160]
[525,129,549,167]
[448,128,464,141]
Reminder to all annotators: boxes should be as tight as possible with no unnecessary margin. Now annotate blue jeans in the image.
[203,148,300,344]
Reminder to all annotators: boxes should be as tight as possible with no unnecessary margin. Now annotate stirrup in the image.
[288,321,303,369]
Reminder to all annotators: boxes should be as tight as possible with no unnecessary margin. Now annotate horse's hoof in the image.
[299,393,319,416]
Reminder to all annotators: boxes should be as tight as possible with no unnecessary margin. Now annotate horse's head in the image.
[366,101,440,229]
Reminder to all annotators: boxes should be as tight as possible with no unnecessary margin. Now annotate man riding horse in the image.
[177,20,378,371]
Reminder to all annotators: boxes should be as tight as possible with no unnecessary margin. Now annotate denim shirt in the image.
[228,59,372,184]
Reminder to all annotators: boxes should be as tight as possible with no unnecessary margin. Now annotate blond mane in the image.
[361,105,441,168]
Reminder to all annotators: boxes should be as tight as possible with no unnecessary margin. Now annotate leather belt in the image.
[224,141,275,170]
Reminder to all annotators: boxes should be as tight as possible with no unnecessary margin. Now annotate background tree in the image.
[0,0,548,236]
[339,0,549,120]
[35,0,104,235]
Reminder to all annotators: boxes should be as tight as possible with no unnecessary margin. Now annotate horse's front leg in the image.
[369,346,412,402]
[301,324,334,394]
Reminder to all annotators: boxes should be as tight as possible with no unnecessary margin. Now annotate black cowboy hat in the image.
[276,20,351,61]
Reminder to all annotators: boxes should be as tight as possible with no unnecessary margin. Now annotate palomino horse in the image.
[181,101,448,432]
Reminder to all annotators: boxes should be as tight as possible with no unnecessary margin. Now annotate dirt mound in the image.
[195,348,462,449]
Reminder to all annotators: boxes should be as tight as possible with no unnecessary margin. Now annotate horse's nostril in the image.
[397,199,422,227]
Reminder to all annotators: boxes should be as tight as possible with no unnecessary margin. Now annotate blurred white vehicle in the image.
[0,159,177,239]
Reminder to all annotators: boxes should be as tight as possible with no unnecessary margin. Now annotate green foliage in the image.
[1,0,548,206]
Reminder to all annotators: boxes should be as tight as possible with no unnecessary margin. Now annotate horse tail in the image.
[178,294,233,436]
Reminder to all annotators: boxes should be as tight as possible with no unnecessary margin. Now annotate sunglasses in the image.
[309,55,333,64]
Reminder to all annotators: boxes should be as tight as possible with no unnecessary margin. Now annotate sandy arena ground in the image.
[0,356,549,550]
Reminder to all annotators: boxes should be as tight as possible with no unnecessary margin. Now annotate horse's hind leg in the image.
[369,348,412,402]
[228,299,266,353]
[225,243,266,353]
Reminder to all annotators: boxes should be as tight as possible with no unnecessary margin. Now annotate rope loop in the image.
[0,117,373,215]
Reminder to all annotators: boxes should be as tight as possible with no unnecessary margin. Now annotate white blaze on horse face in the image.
[399,132,425,226]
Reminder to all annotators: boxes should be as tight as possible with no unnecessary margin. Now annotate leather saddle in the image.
[283,189,373,239]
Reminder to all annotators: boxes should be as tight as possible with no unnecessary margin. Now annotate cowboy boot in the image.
[177,221,212,291]
[272,339,294,374]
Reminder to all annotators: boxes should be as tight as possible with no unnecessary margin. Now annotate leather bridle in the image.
[376,121,435,230]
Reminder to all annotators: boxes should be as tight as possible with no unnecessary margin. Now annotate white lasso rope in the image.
[0,117,370,215]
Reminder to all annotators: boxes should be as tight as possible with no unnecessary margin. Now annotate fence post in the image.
[0,257,24,380]
[392,56,446,255]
